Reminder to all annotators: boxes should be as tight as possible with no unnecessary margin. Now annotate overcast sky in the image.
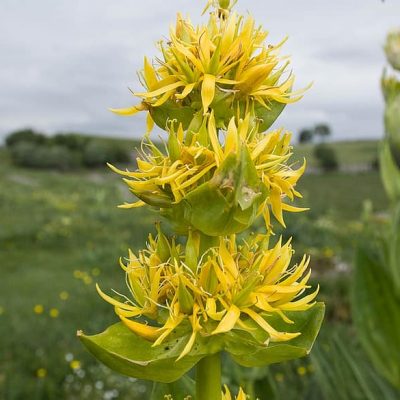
[1,0,400,143]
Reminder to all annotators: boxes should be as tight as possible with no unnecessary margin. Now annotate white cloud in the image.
[1,0,399,142]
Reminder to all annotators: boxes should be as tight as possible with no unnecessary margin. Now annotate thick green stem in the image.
[196,353,221,400]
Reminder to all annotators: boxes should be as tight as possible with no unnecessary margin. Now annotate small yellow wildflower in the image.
[297,366,307,376]
[323,247,334,258]
[33,304,44,315]
[73,270,83,279]
[49,308,60,318]
[70,360,81,370]
[59,291,69,301]
[83,276,93,285]
[36,368,47,378]
[91,267,101,276]
[275,372,284,383]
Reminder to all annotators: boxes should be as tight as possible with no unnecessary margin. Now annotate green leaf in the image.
[79,323,201,383]
[183,149,266,236]
[379,140,400,203]
[312,330,399,400]
[235,146,267,211]
[212,89,235,129]
[225,303,325,367]
[150,101,194,131]
[150,375,195,400]
[387,205,400,294]
[80,305,325,382]
[255,101,287,132]
[352,244,400,389]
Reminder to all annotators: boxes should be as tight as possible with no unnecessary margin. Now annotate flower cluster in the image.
[98,224,317,360]
[80,1,323,397]
[110,113,305,233]
[111,6,306,132]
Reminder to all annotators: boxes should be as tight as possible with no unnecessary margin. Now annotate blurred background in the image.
[1,0,399,399]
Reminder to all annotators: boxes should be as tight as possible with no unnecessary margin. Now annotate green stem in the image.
[196,353,221,400]
[244,380,256,400]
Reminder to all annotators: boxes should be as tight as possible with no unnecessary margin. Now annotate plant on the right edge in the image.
[352,29,400,391]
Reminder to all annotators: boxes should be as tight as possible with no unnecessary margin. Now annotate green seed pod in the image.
[178,278,194,314]
[184,229,200,272]
[185,112,204,145]
[167,127,181,162]
[169,237,181,264]
[155,222,171,263]
[385,29,400,71]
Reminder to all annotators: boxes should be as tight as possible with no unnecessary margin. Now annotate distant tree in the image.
[5,128,47,148]
[299,129,314,143]
[314,143,339,171]
[51,133,90,150]
[314,123,331,139]
[9,141,80,171]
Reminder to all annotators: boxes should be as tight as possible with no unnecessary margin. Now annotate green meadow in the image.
[0,140,392,399]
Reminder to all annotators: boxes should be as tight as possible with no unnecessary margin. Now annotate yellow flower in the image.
[297,365,307,376]
[110,113,305,233]
[34,304,44,314]
[59,291,69,301]
[165,385,248,400]
[70,360,81,370]
[83,275,93,285]
[97,226,318,359]
[49,308,60,318]
[36,368,47,378]
[73,270,83,279]
[222,385,249,400]
[111,6,306,131]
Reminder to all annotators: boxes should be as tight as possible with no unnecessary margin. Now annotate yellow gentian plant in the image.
[351,29,400,392]
[79,1,324,399]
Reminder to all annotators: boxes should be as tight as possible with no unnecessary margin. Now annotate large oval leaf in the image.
[225,303,325,367]
[79,323,202,383]
[255,100,287,132]
[150,101,194,131]
[80,304,324,383]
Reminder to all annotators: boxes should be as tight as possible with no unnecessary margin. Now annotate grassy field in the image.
[0,140,389,399]
[293,140,379,168]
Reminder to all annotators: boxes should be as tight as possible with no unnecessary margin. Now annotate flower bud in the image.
[155,222,171,263]
[219,0,230,10]
[178,278,194,314]
[385,29,400,71]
